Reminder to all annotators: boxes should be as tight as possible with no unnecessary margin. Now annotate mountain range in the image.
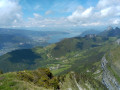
[0,27,120,90]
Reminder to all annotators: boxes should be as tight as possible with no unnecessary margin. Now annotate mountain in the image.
[99,27,120,37]
[0,32,117,75]
[80,29,101,37]
[0,27,120,89]
[51,35,108,57]
[102,44,120,89]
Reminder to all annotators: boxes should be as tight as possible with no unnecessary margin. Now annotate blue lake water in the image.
[48,32,81,43]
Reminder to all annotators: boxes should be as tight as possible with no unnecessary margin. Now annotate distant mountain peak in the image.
[85,34,96,38]
[99,26,120,37]
[107,26,113,31]
[115,27,120,30]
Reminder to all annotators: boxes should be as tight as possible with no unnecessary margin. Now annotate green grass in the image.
[0,72,47,90]
[0,68,59,90]
[58,72,107,90]
[105,45,120,84]
[51,65,71,75]
[0,36,117,76]
[0,68,107,90]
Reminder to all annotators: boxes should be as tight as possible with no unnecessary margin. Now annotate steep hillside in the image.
[51,36,109,57]
[0,68,59,90]
[87,38,120,89]
[106,45,120,79]
[0,68,107,90]
[108,46,120,79]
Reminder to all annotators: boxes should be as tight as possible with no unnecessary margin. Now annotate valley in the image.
[0,0,120,89]
[0,28,78,56]
[0,27,120,89]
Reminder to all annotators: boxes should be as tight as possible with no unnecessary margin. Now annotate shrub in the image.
[0,70,3,75]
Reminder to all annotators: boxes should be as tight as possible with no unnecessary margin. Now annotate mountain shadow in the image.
[8,49,41,65]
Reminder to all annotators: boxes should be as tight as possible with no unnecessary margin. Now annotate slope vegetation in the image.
[0,35,117,75]
[0,68,107,90]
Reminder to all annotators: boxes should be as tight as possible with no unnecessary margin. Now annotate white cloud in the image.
[112,19,120,25]
[81,22,101,26]
[67,0,120,26]
[100,7,112,17]
[0,0,120,28]
[0,0,22,27]
[81,7,93,18]
[97,0,120,9]
[34,5,40,10]
[33,13,42,18]
[68,7,95,25]
[23,13,70,28]
[45,10,52,15]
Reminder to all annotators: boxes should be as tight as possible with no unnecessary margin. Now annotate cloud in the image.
[100,7,112,17]
[81,22,101,26]
[0,0,120,28]
[0,0,22,27]
[68,6,93,23]
[49,0,79,14]
[112,19,120,25]
[67,0,120,26]
[45,10,52,15]
[34,5,41,10]
[97,0,120,9]
[33,13,42,18]
[23,13,70,28]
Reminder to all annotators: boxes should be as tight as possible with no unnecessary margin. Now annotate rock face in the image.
[85,34,96,38]
[116,39,120,45]
[99,27,120,37]
[59,72,107,90]
[101,56,120,90]
[107,26,113,31]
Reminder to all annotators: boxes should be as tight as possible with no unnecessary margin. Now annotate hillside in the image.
[0,28,120,89]
[102,45,120,89]
[51,36,110,57]
[0,68,107,90]
[0,35,117,74]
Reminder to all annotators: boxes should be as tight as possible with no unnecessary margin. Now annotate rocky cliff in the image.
[101,56,120,90]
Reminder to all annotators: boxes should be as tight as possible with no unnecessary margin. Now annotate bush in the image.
[17,68,59,89]
[0,70,3,75]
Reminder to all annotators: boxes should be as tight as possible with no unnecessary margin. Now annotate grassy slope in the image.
[59,72,107,90]
[0,36,118,90]
[0,73,52,90]
[51,36,109,57]
[0,68,59,90]
[50,37,116,75]
[105,45,120,83]
[0,68,107,90]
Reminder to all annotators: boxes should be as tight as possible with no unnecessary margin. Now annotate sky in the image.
[0,0,120,29]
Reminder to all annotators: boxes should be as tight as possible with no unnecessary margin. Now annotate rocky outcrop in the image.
[116,39,120,45]
[59,71,107,90]
[72,73,83,90]
[101,56,120,90]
